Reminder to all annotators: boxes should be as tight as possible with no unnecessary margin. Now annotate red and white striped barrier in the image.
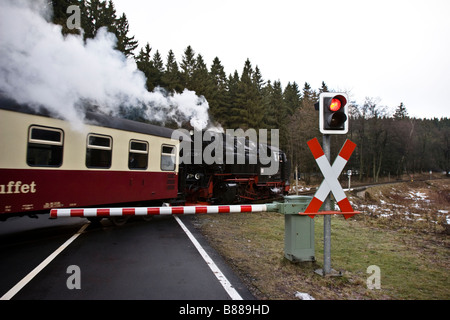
[303,138,359,219]
[50,204,268,218]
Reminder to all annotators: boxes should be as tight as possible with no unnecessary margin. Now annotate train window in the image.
[86,134,112,168]
[161,145,176,171]
[27,126,64,167]
[129,140,148,170]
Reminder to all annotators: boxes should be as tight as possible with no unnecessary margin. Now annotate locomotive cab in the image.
[182,130,290,204]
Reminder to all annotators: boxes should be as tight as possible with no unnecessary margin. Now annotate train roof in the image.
[0,96,176,139]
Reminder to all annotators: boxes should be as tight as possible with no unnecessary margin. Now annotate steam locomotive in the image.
[180,130,290,205]
[0,97,290,221]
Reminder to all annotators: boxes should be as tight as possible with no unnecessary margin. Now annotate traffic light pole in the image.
[322,134,332,275]
[315,92,352,276]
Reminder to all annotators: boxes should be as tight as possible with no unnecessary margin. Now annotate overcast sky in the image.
[113,0,450,119]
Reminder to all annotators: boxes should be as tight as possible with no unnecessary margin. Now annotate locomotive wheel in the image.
[214,182,237,204]
[110,216,129,226]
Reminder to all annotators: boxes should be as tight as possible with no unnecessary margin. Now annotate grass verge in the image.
[191,179,450,300]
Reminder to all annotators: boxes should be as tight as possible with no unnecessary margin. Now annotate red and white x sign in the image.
[303,138,358,219]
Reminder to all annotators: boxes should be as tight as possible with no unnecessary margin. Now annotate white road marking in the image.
[0,223,89,300]
[174,216,243,300]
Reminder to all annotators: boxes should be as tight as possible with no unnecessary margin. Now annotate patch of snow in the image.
[294,291,315,300]
[379,213,393,218]
[290,186,311,193]
[406,191,429,202]
[437,210,450,224]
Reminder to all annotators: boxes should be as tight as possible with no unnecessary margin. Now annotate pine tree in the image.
[114,12,138,57]
[162,50,182,93]
[152,50,164,73]
[208,57,229,126]
[282,81,302,157]
[151,50,165,88]
[272,81,285,127]
[227,71,241,129]
[180,46,196,89]
[319,81,329,93]
[301,82,315,106]
[235,59,264,129]
[84,0,116,39]
[283,82,301,116]
[235,59,253,128]
[252,66,265,94]
[251,65,265,129]
[262,80,276,129]
[394,102,408,119]
[135,43,153,90]
[68,1,137,57]
[190,55,209,96]
[135,43,164,91]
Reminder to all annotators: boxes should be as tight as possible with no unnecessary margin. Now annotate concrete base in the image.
[314,268,343,277]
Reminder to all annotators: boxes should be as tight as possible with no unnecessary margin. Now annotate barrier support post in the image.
[278,196,316,262]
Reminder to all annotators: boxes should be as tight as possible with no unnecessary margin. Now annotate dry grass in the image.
[350,179,450,234]
[192,179,450,300]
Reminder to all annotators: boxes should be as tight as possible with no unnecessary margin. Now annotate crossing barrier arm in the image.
[50,199,359,219]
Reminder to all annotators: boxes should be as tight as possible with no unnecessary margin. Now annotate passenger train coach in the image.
[0,97,181,221]
[1,97,290,222]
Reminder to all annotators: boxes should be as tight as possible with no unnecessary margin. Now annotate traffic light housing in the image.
[319,92,348,134]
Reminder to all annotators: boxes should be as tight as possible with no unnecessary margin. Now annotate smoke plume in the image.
[0,0,209,130]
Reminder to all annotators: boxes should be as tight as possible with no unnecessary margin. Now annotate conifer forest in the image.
[51,0,449,182]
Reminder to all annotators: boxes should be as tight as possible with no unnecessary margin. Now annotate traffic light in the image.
[319,92,348,134]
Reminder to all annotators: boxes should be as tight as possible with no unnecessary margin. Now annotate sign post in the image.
[347,169,352,189]
[301,137,360,276]
[322,135,332,275]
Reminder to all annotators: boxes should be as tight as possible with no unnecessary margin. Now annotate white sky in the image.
[114,0,450,119]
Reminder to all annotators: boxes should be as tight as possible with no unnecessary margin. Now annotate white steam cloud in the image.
[0,0,209,130]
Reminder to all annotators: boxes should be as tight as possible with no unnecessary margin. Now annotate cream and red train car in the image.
[0,98,181,221]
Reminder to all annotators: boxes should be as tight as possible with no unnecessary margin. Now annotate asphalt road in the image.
[0,214,254,300]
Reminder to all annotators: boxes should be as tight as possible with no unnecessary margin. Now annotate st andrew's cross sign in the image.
[301,138,360,219]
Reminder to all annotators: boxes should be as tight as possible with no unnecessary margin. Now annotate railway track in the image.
[290,177,447,196]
